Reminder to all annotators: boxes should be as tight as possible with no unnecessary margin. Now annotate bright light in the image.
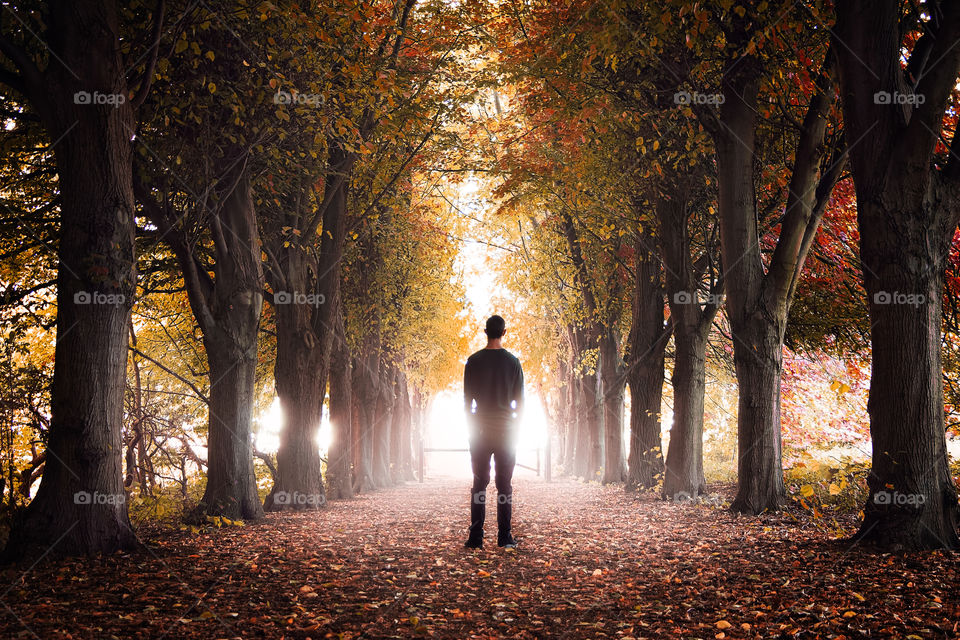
[254,396,331,455]
[424,388,550,478]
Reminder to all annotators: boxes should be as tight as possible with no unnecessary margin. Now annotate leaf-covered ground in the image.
[2,476,959,639]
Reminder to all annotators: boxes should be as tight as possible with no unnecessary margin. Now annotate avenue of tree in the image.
[0,0,958,558]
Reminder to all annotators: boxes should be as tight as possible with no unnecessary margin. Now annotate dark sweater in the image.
[463,348,524,430]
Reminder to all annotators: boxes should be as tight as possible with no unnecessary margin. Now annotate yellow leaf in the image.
[716,620,732,629]
[828,483,842,496]
[800,484,815,498]
[208,82,216,93]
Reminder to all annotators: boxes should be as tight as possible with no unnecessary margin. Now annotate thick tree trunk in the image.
[626,362,664,490]
[625,227,667,491]
[263,293,326,511]
[194,166,265,522]
[656,195,719,500]
[856,247,959,548]
[392,370,414,481]
[662,330,708,499]
[200,347,263,519]
[713,58,788,515]
[3,0,140,558]
[326,308,354,500]
[351,346,378,492]
[728,318,786,513]
[599,330,626,484]
[834,0,960,550]
[372,362,395,487]
[581,368,603,480]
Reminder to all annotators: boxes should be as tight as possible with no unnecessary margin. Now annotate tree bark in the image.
[372,361,395,487]
[625,226,668,491]
[656,195,721,500]
[2,0,141,558]
[599,329,626,483]
[326,307,354,500]
[706,40,839,514]
[193,164,264,522]
[835,0,960,549]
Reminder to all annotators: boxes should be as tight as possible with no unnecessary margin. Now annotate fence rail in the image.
[417,440,551,482]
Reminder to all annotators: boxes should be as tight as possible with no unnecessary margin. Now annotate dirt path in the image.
[2,476,959,638]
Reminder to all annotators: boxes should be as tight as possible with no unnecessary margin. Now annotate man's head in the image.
[484,315,506,340]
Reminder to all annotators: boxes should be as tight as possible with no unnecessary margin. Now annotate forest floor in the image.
[1,475,959,639]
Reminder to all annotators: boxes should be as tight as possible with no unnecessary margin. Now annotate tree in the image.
[834,0,960,549]
[0,0,163,557]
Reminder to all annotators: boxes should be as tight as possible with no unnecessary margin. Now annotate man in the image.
[463,314,524,549]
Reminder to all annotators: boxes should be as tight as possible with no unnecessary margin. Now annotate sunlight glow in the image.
[255,396,331,455]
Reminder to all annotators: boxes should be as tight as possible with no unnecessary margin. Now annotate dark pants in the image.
[468,430,516,544]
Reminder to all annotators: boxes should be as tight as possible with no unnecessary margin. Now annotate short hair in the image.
[484,315,506,339]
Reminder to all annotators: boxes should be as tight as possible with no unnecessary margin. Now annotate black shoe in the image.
[498,536,518,549]
[464,538,483,549]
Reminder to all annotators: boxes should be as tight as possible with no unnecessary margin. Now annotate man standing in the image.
[463,315,524,549]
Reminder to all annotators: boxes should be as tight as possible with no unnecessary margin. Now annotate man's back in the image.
[463,348,524,425]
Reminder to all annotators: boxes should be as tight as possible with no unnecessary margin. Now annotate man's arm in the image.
[513,360,524,420]
[463,359,473,415]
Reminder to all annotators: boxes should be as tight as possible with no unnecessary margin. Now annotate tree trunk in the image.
[373,362,395,487]
[728,318,786,513]
[662,330,708,499]
[263,289,326,511]
[392,370,414,481]
[625,227,668,491]
[599,329,626,484]
[712,56,788,515]
[656,195,720,500]
[3,0,140,558]
[834,0,960,550]
[855,244,959,548]
[351,345,378,492]
[326,308,354,500]
[194,165,265,522]
[200,347,263,519]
